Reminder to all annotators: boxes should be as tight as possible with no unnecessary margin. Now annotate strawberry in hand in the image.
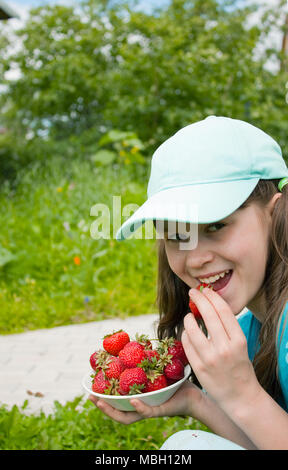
[189,283,213,319]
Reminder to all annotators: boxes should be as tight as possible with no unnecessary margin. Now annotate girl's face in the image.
[159,198,279,320]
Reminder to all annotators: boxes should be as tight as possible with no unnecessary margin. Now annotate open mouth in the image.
[198,269,233,292]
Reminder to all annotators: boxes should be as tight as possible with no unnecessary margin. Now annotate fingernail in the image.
[203,287,211,293]
[130,399,141,409]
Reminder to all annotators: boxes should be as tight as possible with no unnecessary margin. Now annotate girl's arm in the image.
[183,287,288,450]
[131,382,259,449]
[195,391,258,450]
[89,285,287,449]
[220,385,288,450]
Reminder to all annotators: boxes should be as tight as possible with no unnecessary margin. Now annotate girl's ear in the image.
[267,192,282,218]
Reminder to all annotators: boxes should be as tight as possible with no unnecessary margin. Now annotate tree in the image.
[0,0,287,180]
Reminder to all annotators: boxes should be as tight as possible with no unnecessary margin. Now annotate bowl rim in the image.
[82,364,191,400]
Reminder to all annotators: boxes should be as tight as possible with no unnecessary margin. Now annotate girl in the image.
[89,116,288,450]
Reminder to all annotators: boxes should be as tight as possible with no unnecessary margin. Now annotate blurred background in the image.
[0,0,287,334]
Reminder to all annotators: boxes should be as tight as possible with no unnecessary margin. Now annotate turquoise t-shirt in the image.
[238,304,288,412]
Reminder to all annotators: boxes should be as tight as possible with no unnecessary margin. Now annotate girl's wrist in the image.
[185,383,211,420]
[218,380,264,422]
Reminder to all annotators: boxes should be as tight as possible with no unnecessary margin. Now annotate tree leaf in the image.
[90,150,116,166]
[0,246,16,267]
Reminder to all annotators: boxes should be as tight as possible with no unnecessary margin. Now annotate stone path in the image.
[0,314,158,415]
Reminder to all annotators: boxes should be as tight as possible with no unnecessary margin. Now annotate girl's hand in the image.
[182,287,262,414]
[88,381,205,424]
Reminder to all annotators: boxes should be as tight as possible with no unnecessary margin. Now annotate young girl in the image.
[89,116,288,450]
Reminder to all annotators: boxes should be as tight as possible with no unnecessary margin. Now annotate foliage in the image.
[0,158,157,334]
[91,129,146,169]
[0,0,287,330]
[0,396,210,450]
[0,0,288,181]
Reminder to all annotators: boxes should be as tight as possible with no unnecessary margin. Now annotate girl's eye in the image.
[166,233,190,242]
[207,223,225,233]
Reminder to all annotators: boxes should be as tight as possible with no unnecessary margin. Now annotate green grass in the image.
[0,157,158,334]
[0,396,210,450]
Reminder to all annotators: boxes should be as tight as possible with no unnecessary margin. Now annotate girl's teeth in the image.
[199,270,230,284]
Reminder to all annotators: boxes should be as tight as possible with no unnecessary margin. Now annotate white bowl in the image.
[82,364,191,411]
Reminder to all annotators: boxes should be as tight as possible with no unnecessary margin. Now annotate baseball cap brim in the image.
[116,178,259,241]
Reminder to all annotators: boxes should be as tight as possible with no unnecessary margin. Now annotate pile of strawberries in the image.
[89,330,189,396]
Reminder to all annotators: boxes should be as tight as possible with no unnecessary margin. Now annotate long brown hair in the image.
[155,179,288,400]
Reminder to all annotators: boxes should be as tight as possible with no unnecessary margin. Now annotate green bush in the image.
[0,156,157,334]
[1,0,287,178]
[0,396,210,450]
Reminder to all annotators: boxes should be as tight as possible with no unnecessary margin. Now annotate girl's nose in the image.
[185,240,214,272]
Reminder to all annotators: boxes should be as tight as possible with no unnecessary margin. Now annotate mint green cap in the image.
[116,116,288,240]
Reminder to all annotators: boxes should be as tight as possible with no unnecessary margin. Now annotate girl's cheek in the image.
[167,256,181,275]
[165,246,184,274]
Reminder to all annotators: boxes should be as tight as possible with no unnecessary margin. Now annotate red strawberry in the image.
[164,357,184,381]
[144,374,168,393]
[143,349,160,361]
[92,370,120,395]
[157,338,188,366]
[124,340,145,350]
[189,283,213,319]
[89,349,110,371]
[167,340,188,366]
[103,330,130,356]
[119,367,148,395]
[118,341,146,368]
[135,333,152,350]
[166,378,178,386]
[92,370,111,394]
[103,356,125,380]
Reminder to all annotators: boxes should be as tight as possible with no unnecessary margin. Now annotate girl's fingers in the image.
[96,399,141,424]
[201,287,242,339]
[129,399,158,418]
[181,319,205,370]
[89,395,161,423]
[88,395,141,424]
[183,311,207,350]
[181,327,208,385]
[188,288,230,345]
[88,394,99,406]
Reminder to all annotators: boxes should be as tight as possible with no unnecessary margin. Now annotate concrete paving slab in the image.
[0,314,159,415]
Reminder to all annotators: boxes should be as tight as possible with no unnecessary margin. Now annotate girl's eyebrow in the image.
[155,213,236,236]
[162,222,192,235]
[162,217,232,235]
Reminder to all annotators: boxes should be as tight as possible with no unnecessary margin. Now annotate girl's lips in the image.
[212,269,233,292]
